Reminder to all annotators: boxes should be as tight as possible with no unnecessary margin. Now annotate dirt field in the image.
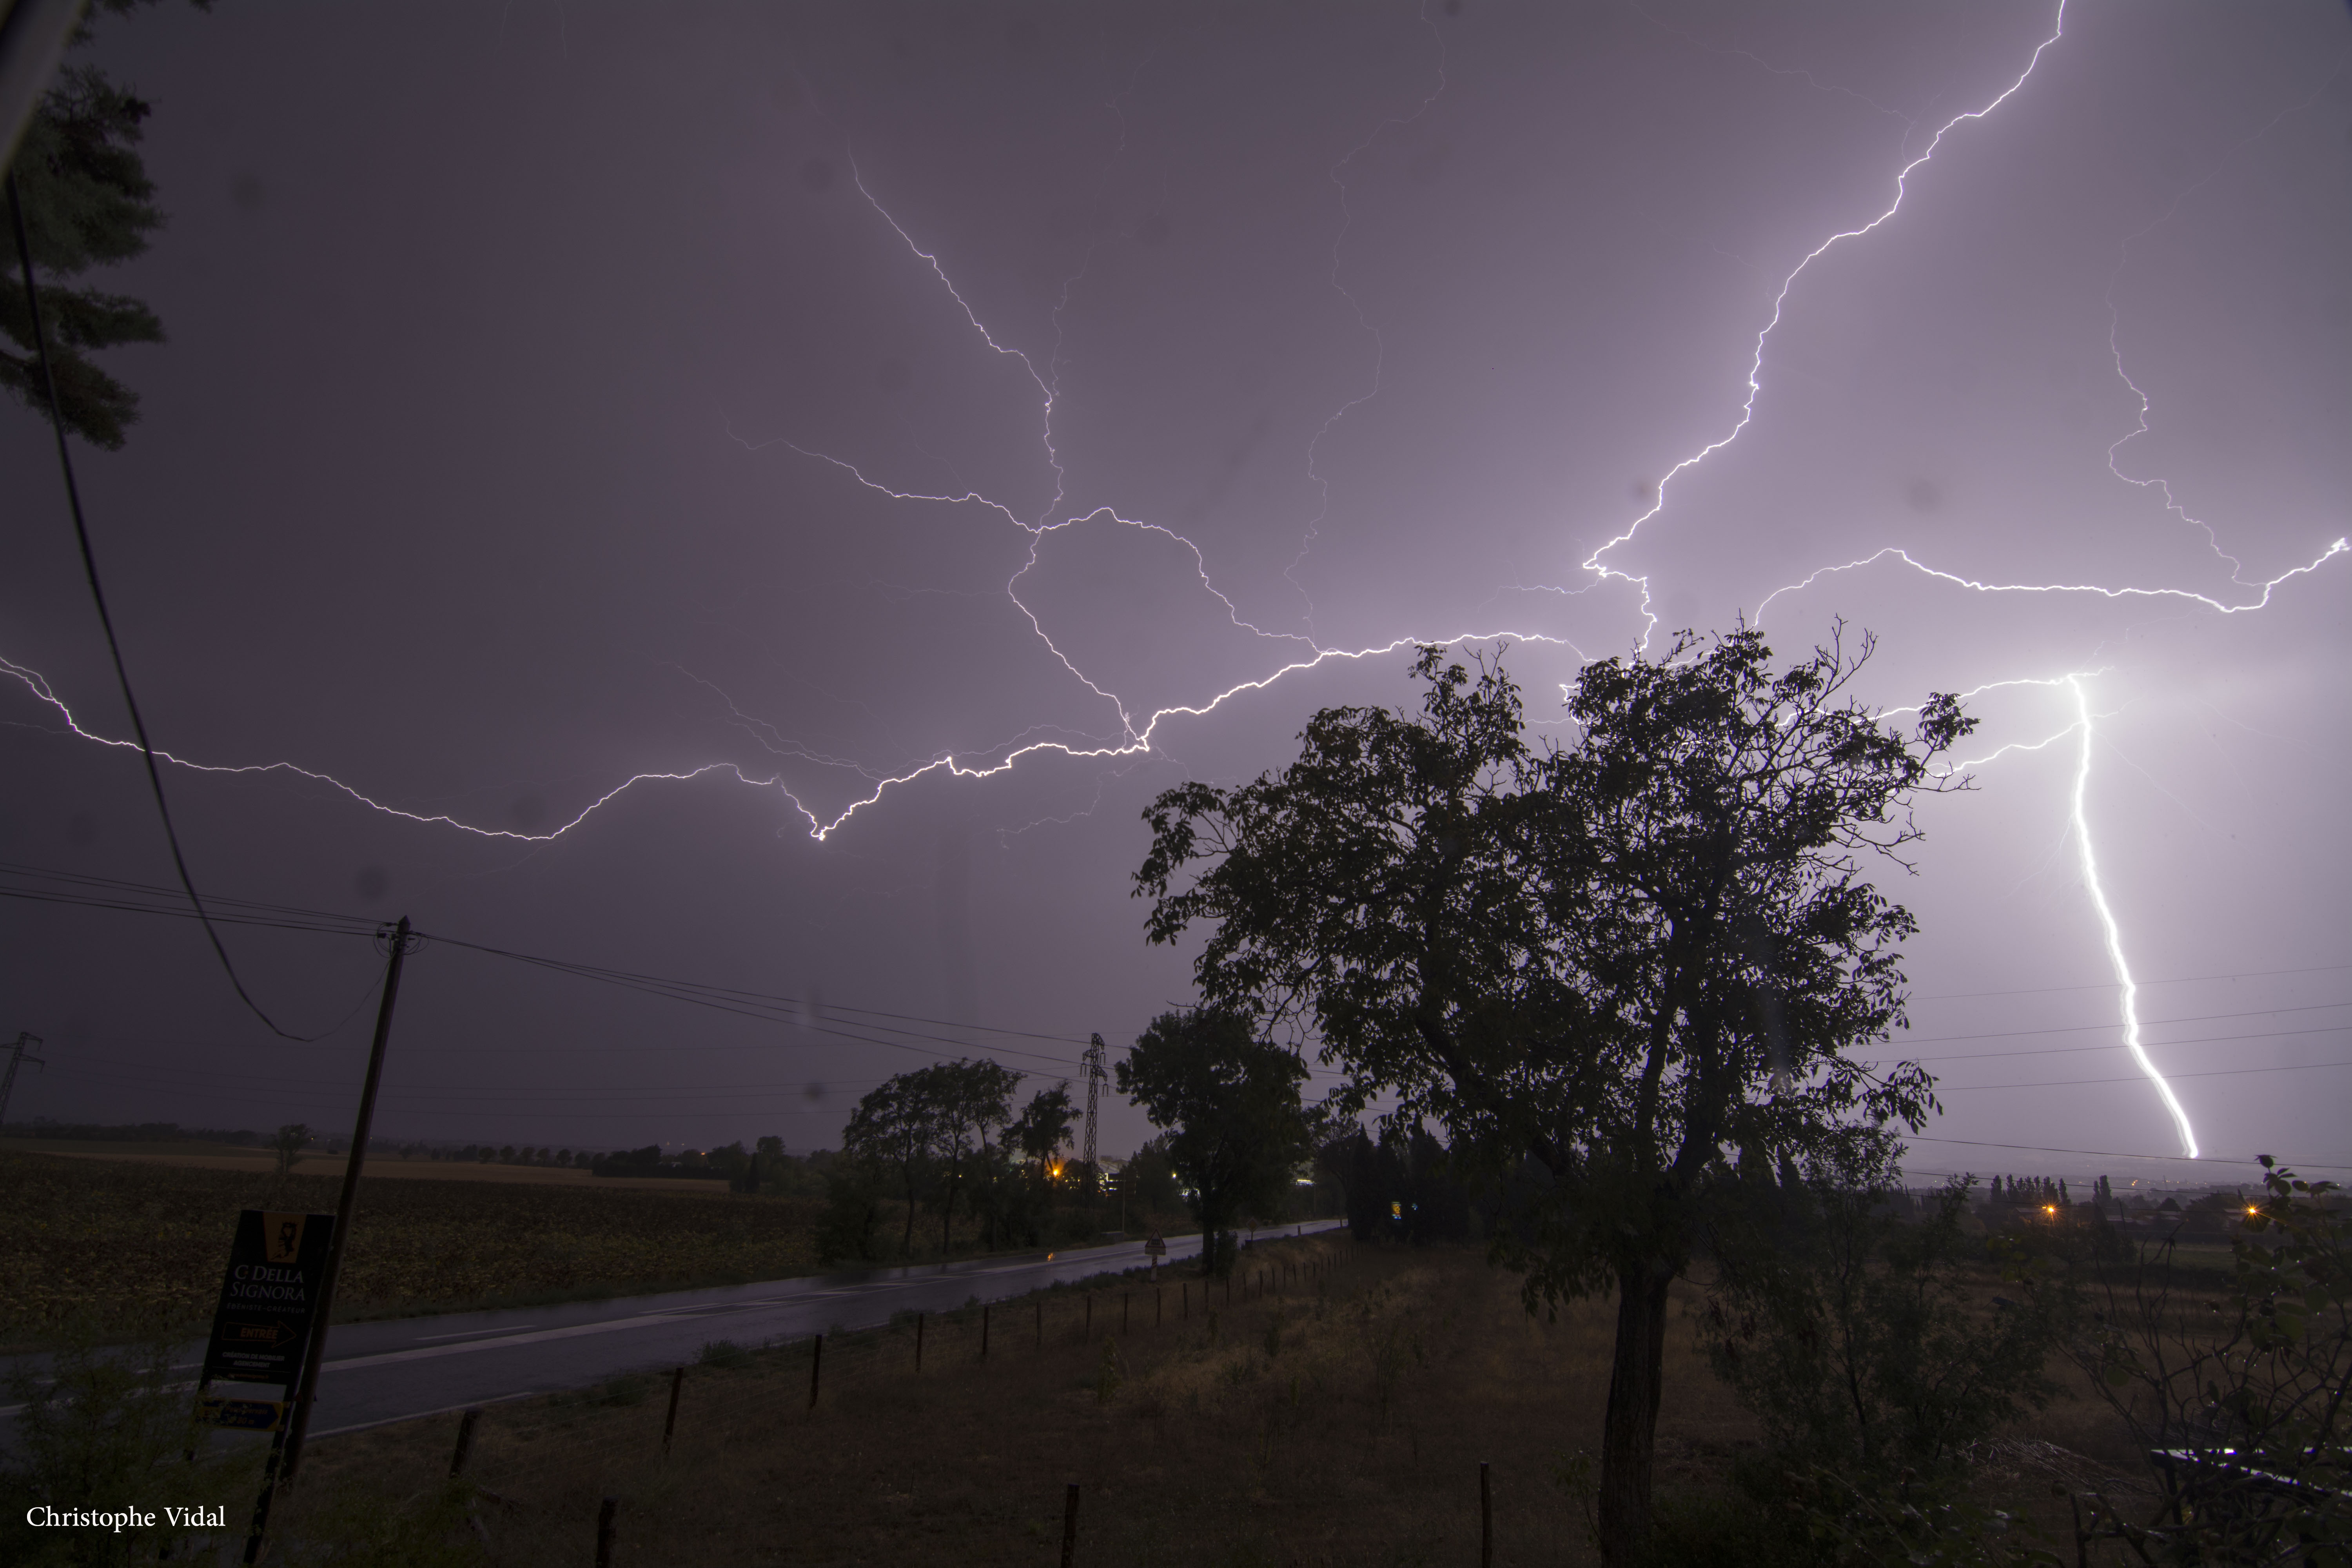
[261,1238,2144,1568]
[0,1148,812,1348]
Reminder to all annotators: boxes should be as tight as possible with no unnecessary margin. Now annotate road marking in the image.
[311,1223,1335,1374]
[325,1312,686,1370]
[310,1388,541,1439]
[414,1324,540,1342]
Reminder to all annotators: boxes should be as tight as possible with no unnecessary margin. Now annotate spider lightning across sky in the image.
[2,1,2345,1171]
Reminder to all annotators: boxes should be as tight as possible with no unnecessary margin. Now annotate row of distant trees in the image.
[820,1060,1093,1262]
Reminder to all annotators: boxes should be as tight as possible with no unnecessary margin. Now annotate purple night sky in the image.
[4,1,2346,1184]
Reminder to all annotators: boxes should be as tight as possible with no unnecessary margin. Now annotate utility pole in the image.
[278,917,418,1487]
[0,1031,45,1127]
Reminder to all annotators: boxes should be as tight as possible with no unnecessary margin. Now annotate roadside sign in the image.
[194,1210,334,1430]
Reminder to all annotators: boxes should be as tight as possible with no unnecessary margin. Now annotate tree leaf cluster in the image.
[5,3,197,448]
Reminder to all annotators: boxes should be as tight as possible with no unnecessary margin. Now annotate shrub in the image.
[1703,1170,2058,1481]
[0,1327,259,1566]
[2031,1158,2350,1563]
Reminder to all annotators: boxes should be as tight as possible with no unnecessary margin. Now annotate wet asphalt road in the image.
[3,1220,1345,1440]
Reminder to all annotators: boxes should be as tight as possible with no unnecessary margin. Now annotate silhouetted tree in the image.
[4,3,205,447]
[920,1058,1021,1254]
[270,1123,309,1180]
[1135,627,1970,1561]
[1115,1007,1310,1278]
[843,1076,940,1255]
[1007,1082,1076,1171]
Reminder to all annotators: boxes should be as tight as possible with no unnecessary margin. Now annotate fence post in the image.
[1480,1460,1492,1568]
[448,1407,481,1480]
[982,1304,991,1362]
[661,1367,684,1455]
[915,1312,924,1374]
[1060,1480,1081,1568]
[808,1334,823,1410]
[1036,1299,1043,1350]
[1085,1295,1093,1340]
[595,1495,619,1568]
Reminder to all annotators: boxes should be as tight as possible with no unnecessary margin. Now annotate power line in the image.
[0,858,1094,1062]
[1901,1134,2352,1172]
[1912,962,2352,1002]
[0,860,378,933]
[6,177,324,1042]
[1933,1059,2352,1092]
[1889,1000,2350,1048]
[1863,1022,2349,1066]
[427,935,1089,1070]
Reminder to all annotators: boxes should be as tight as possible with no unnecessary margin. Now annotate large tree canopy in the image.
[1134,626,1973,1561]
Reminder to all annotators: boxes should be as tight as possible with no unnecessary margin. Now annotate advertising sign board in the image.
[194,1210,334,1430]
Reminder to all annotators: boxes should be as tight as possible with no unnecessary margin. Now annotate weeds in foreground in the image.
[0,1325,259,1566]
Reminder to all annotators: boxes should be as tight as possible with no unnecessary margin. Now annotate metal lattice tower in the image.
[0,1032,46,1128]
[1081,1033,1107,1182]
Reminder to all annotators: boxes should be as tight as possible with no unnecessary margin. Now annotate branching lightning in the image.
[1572,2,2074,640]
[4,0,2340,1170]
[1753,539,2348,626]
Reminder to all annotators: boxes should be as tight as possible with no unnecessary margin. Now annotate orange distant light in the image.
[2043,1205,2056,1214]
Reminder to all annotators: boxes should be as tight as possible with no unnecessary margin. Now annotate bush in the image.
[2029,1158,2350,1563]
[1703,1170,2058,1481]
[815,1162,884,1264]
[0,1328,259,1566]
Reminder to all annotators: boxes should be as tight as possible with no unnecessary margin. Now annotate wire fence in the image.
[302,1240,1351,1560]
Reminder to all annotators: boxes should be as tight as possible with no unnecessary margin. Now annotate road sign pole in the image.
[279,916,414,1488]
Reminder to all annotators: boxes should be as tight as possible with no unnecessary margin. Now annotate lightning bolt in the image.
[4,0,2334,1057]
[2065,673,2198,1158]
[1572,0,2074,641]
[1753,539,2348,626]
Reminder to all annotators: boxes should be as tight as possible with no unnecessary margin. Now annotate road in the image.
[2,1220,1346,1441]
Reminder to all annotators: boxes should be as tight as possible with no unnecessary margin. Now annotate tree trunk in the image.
[1597,1262,1674,1563]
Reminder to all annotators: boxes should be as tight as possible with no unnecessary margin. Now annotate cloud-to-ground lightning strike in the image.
[1924,672,2201,1157]
[2066,675,2200,1158]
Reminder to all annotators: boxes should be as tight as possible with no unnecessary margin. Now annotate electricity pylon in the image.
[0,1031,47,1128]
[1082,1033,1107,1200]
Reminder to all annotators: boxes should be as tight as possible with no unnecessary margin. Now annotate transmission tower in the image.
[0,1032,47,1128]
[1081,1032,1107,1191]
